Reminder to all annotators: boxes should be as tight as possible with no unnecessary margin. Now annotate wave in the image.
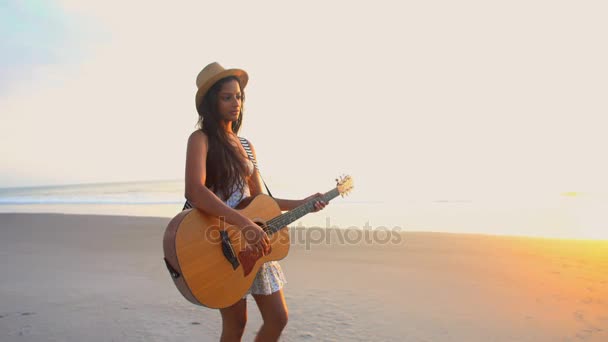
[0,198,183,205]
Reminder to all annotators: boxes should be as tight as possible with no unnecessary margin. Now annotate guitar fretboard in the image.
[266,188,340,235]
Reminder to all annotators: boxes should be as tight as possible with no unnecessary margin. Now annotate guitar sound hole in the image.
[254,221,270,233]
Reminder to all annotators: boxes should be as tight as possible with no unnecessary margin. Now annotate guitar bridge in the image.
[220,230,240,270]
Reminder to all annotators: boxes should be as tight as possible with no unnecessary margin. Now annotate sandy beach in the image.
[0,213,606,341]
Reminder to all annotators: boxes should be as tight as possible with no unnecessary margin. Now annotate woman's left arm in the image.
[272,198,304,211]
[246,139,327,212]
[274,194,327,212]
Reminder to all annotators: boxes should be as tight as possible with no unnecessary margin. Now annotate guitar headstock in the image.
[336,175,354,197]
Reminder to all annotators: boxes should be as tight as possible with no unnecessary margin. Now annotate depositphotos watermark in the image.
[204,217,404,250]
[288,217,404,249]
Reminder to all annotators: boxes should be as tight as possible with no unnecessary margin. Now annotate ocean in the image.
[0,180,185,218]
[0,180,606,240]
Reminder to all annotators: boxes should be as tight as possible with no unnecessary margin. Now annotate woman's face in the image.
[217,79,242,122]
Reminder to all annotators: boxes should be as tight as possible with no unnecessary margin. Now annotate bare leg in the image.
[252,290,288,342]
[219,298,247,342]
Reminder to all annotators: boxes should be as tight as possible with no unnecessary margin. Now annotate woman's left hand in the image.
[304,193,328,212]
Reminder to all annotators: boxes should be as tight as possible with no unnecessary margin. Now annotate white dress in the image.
[224,158,287,296]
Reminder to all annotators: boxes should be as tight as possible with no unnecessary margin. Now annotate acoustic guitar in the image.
[163,175,354,308]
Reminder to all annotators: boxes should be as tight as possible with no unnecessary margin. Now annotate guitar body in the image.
[163,193,290,309]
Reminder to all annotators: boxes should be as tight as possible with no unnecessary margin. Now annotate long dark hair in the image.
[196,76,249,201]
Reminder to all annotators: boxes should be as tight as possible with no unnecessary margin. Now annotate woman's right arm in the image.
[184,131,254,229]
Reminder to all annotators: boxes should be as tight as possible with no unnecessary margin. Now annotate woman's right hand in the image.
[240,219,270,256]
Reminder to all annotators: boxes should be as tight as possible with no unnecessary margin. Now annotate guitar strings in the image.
[264,188,340,235]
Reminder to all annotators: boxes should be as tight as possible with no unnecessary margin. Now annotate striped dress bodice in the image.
[183,136,257,210]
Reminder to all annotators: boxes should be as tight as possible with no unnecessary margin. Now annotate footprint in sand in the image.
[573,310,585,322]
[18,324,32,336]
[299,332,315,339]
[576,325,603,340]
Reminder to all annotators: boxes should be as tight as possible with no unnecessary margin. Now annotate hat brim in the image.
[195,69,249,109]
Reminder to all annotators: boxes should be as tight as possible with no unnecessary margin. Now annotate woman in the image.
[183,62,327,342]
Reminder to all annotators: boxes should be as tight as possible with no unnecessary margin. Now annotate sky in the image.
[1,1,607,237]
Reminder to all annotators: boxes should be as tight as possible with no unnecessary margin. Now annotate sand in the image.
[0,213,606,341]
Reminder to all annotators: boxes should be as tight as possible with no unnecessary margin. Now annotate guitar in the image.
[163,175,354,308]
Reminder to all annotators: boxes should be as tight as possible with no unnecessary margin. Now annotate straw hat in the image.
[195,62,248,109]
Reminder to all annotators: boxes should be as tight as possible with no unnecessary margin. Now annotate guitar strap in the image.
[238,137,274,198]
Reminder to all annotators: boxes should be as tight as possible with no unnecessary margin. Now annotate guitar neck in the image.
[266,188,340,235]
